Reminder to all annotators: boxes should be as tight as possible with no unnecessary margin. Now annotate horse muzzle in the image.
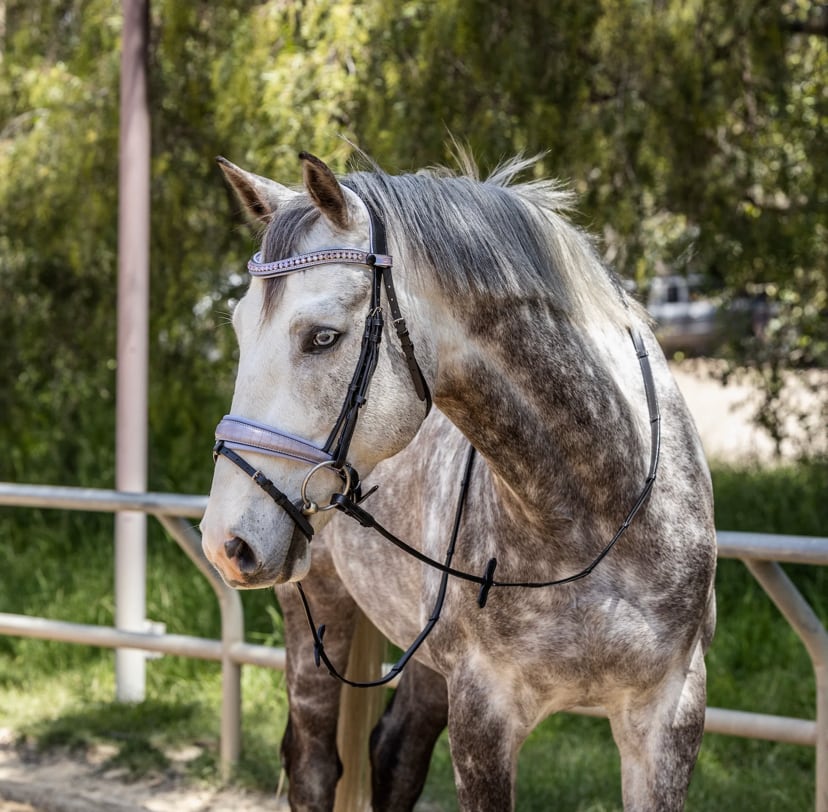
[201,521,311,589]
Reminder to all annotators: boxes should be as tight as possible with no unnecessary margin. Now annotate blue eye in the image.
[306,328,340,352]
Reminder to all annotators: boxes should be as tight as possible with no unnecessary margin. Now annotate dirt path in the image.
[670,360,825,463]
[670,361,776,463]
[0,733,288,812]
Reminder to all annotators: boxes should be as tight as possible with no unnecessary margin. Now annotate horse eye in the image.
[306,328,340,352]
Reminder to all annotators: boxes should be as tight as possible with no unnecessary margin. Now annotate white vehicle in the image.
[647,274,720,354]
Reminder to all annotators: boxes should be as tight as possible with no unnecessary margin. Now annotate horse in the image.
[200,150,717,811]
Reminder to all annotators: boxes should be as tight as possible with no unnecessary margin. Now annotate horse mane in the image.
[260,156,636,330]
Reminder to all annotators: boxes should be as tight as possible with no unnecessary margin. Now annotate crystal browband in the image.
[247,249,393,278]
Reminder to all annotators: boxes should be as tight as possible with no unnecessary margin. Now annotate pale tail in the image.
[334,609,388,812]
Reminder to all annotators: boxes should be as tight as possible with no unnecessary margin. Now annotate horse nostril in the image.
[224,536,261,574]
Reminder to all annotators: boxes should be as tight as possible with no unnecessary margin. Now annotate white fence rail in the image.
[0,482,825,809]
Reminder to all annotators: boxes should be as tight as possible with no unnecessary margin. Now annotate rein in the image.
[297,444,477,687]
[211,188,661,688]
[298,328,659,688]
[330,330,660,605]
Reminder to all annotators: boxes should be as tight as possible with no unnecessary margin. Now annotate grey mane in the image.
[260,158,636,329]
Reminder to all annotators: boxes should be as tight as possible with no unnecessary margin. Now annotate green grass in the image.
[0,511,289,790]
[0,459,825,808]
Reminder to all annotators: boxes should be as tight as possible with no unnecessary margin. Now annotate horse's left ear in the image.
[217,156,298,225]
[299,151,353,231]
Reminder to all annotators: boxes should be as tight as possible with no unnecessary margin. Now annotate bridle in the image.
[211,187,661,688]
[213,191,431,538]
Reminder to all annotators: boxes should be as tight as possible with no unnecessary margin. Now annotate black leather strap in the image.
[381,265,433,410]
[296,443,477,687]
[342,181,433,413]
[213,184,432,545]
[213,441,315,540]
[329,327,660,592]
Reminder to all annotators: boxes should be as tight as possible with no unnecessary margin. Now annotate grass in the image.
[0,511,289,791]
[0,459,825,808]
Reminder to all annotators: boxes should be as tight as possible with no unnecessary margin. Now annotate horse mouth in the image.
[279,527,312,582]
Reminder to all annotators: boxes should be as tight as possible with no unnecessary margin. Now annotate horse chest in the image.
[330,519,677,701]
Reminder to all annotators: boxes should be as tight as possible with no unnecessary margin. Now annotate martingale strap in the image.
[297,443,478,687]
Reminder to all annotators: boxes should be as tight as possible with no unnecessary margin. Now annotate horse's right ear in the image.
[216,156,298,224]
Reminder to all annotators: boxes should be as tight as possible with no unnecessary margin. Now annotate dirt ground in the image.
[669,359,825,463]
[0,729,288,812]
[1,360,822,811]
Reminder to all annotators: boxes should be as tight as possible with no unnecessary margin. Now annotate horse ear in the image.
[216,156,297,224]
[299,151,352,231]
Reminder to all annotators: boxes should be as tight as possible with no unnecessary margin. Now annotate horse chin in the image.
[278,527,312,583]
[250,529,311,588]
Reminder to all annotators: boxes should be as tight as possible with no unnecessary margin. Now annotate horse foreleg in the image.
[369,659,448,811]
[608,639,708,812]
[275,545,358,812]
[445,673,522,811]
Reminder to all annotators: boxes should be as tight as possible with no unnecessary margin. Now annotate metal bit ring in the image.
[301,461,352,515]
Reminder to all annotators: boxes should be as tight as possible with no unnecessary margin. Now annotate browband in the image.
[247,248,393,278]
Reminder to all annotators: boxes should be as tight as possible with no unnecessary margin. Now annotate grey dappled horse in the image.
[201,151,717,811]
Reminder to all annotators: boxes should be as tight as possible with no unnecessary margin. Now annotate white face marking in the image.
[201,194,431,588]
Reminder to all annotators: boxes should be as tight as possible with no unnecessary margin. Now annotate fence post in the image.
[115,0,151,703]
[157,516,243,779]
[743,560,828,812]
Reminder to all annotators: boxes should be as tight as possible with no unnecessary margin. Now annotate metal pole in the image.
[115,0,151,703]
[744,560,828,812]
[157,516,244,778]
[0,611,287,671]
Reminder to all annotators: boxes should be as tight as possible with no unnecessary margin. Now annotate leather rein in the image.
[212,189,661,688]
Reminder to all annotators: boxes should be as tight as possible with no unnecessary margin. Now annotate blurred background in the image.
[1,0,825,489]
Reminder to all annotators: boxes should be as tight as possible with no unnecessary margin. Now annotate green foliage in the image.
[712,459,828,535]
[1,0,825,488]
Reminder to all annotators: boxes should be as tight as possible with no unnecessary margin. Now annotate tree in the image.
[1,0,825,484]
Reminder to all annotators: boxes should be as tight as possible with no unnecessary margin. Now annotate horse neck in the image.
[428,294,649,531]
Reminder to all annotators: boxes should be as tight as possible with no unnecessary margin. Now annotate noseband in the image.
[211,187,661,688]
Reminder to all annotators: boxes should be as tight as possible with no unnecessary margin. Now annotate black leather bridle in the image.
[211,187,661,687]
[212,193,431,536]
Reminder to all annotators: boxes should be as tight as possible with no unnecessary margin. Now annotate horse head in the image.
[200,153,432,588]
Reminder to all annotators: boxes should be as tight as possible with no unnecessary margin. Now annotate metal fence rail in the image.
[0,483,268,779]
[0,482,826,809]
